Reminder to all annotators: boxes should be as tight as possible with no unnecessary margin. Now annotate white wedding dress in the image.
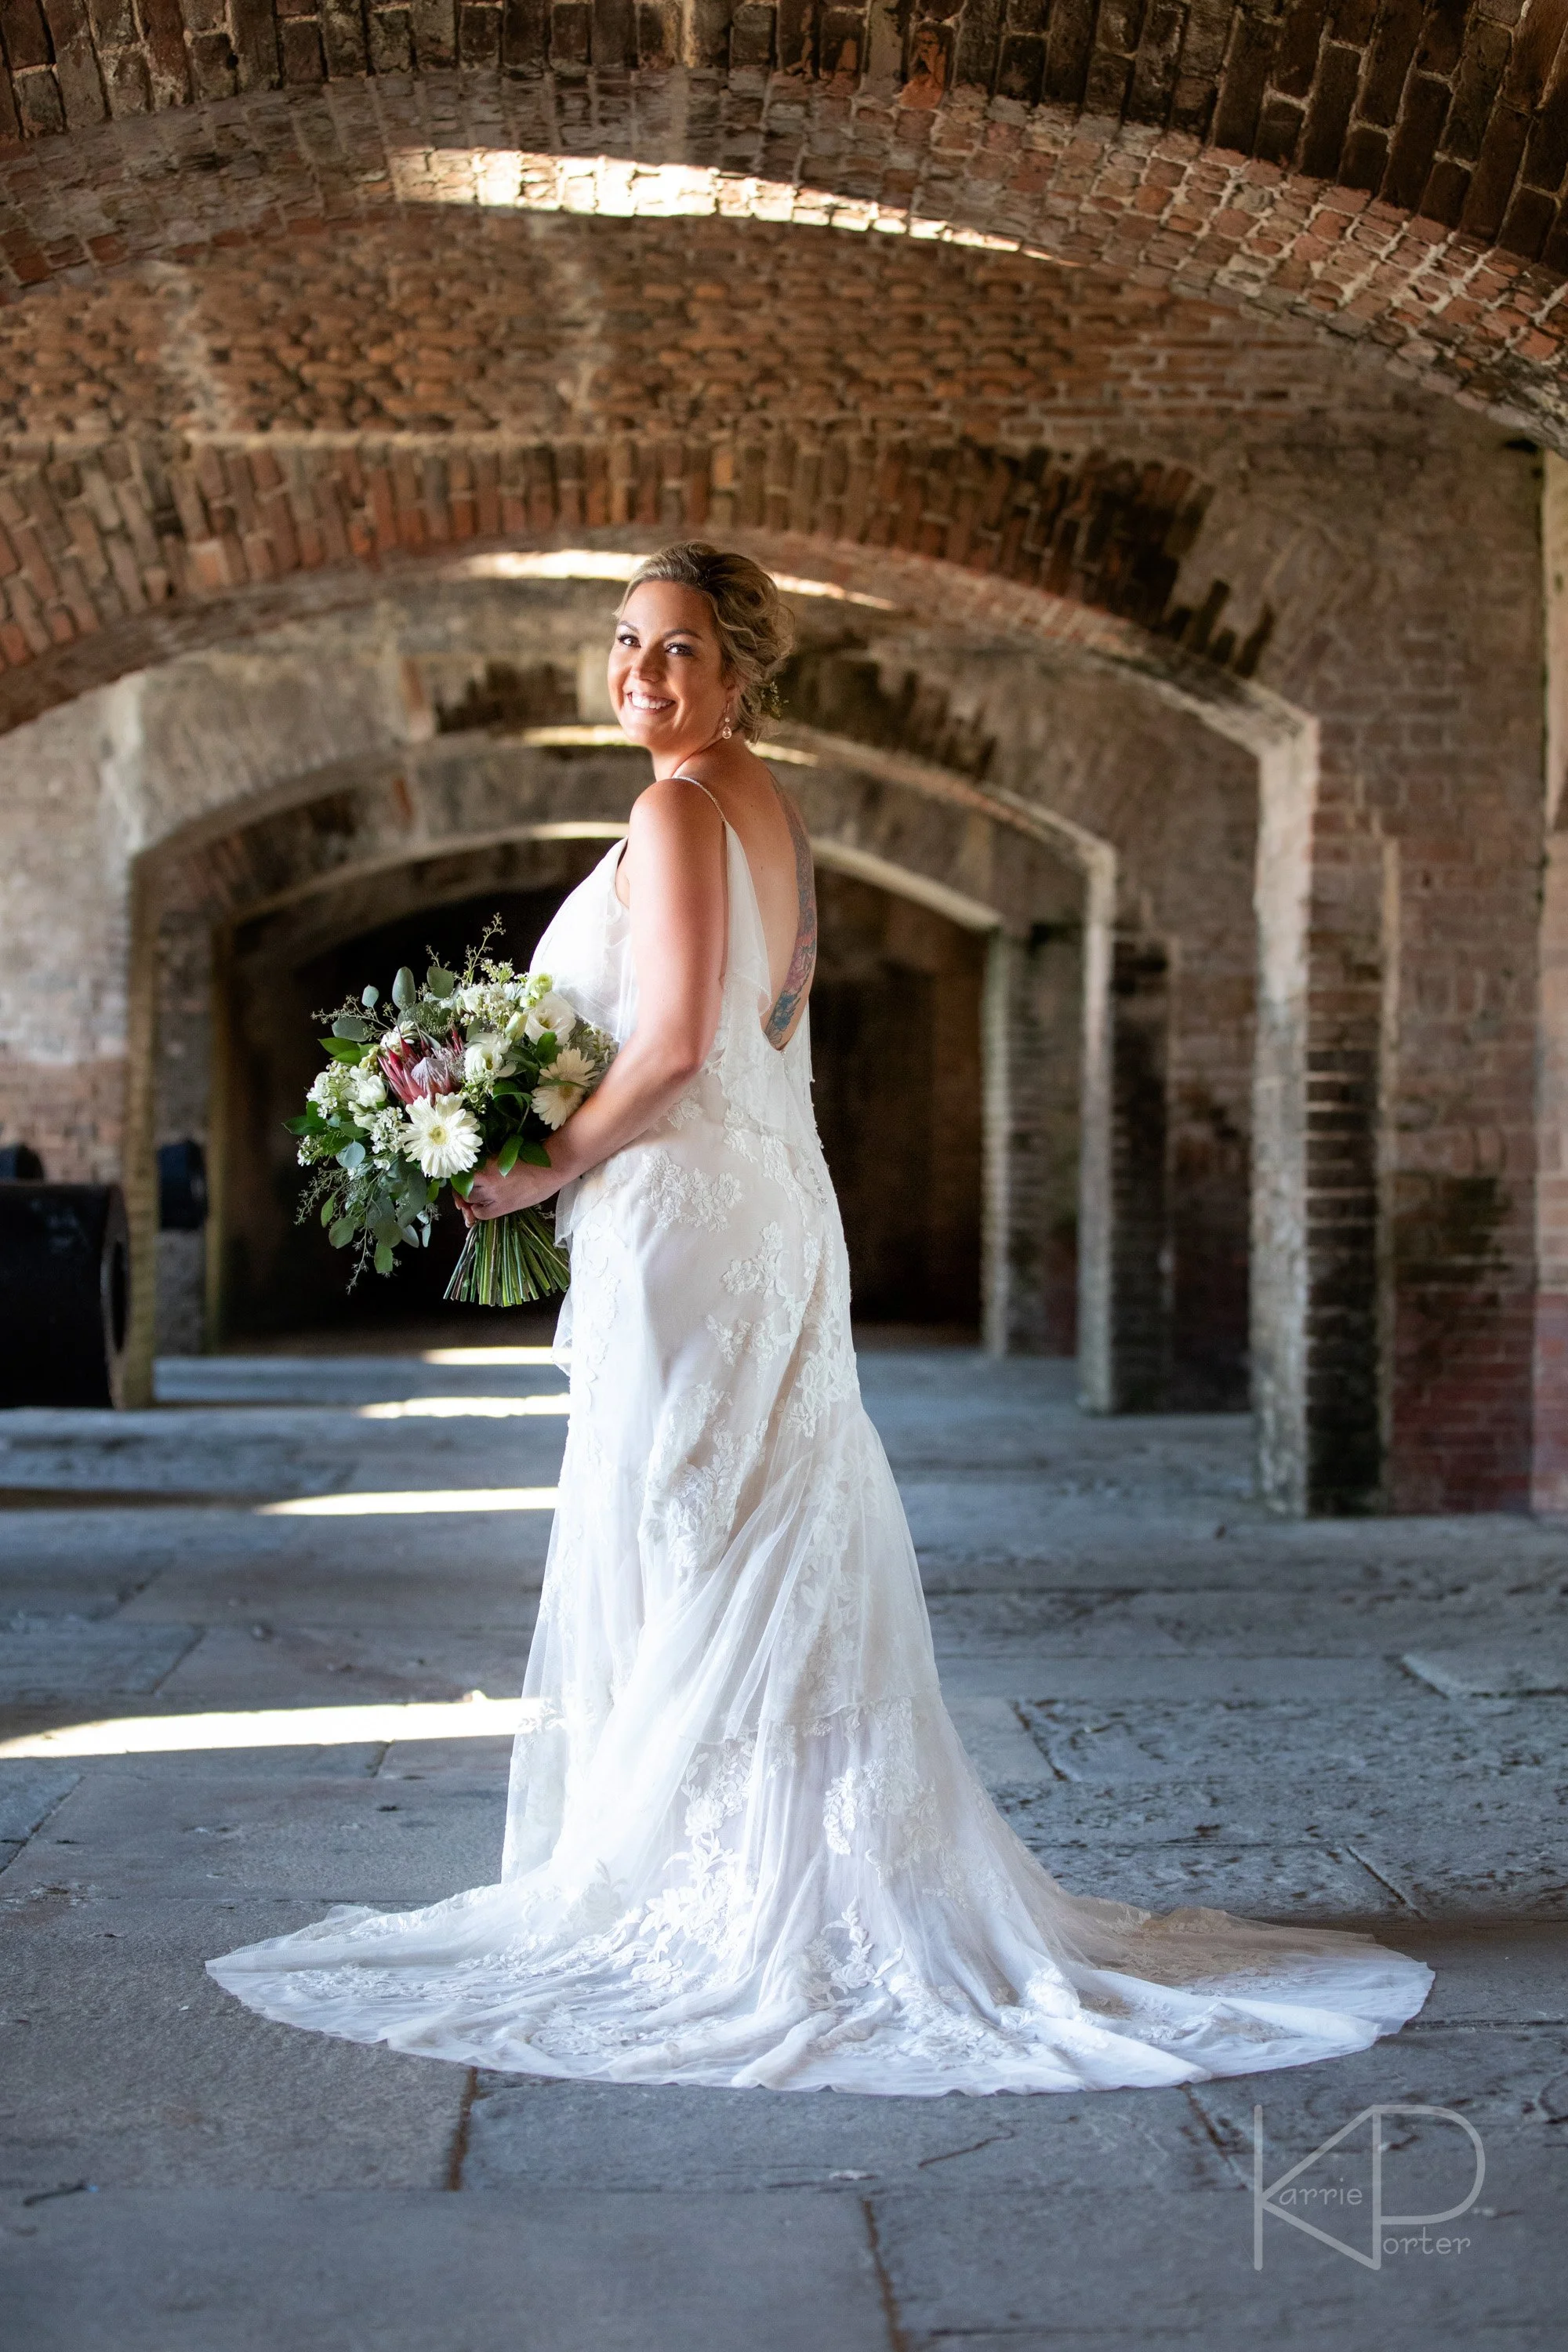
[211,797,1432,2093]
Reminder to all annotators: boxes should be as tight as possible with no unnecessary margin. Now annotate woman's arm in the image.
[462,779,726,1221]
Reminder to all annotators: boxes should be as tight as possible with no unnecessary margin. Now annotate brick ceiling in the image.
[0,5,1556,732]
[2,0,1566,270]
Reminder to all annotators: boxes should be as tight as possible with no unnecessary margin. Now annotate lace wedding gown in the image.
[210,802,1432,2094]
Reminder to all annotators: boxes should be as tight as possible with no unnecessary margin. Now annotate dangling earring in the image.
[720,707,733,742]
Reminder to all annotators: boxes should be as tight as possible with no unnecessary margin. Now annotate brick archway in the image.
[0,466,1281,735]
[1,41,1567,437]
[118,576,1303,1477]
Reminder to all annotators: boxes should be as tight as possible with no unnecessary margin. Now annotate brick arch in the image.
[0,446,1284,736]
[1,34,1567,437]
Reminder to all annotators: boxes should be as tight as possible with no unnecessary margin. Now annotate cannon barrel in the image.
[0,1182,130,1408]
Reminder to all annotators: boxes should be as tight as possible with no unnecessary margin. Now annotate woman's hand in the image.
[459,1155,561,1225]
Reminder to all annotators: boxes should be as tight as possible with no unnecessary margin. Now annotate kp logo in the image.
[1252,2104,1486,2270]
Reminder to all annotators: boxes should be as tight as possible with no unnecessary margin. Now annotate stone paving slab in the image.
[0,1753,506,1911]
[0,1773,474,2194]
[944,1695,1056,1786]
[866,2175,1557,2349]
[0,1617,198,1700]
[1014,1839,1396,1921]
[149,1622,534,1711]
[0,1407,568,1504]
[1404,1646,1568,1697]
[114,1536,550,1629]
[0,1761,80,1844]
[1019,1694,1564,1781]
[935,1654,1408,1701]
[931,1587,1566,1655]
[0,2188,890,2352]
[462,2075,1233,2194]
[1190,2022,1568,2149]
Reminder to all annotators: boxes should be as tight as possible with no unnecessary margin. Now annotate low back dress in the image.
[210,783,1432,2094]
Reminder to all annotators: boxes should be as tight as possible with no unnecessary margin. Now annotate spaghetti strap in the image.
[668,770,728,820]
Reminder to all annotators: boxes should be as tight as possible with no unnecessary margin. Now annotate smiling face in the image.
[608,580,733,760]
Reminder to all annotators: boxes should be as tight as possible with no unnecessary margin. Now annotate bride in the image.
[210,543,1432,2093]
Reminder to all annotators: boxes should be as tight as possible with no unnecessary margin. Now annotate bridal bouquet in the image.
[290,924,615,1305]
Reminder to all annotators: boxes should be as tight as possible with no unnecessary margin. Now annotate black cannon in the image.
[0,1181,130,1408]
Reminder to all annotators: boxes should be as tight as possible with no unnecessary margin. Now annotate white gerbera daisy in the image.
[402,1095,482,1179]
[530,1045,596,1131]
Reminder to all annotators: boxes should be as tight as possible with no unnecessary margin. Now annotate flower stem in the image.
[444,1207,571,1306]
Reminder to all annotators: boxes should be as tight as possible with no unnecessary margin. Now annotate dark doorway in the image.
[810,869,985,1334]
[216,859,986,1343]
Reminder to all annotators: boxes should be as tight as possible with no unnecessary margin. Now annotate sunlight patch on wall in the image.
[454,549,896,612]
[387,150,1069,272]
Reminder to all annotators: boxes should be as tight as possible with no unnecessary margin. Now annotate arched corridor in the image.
[2,10,1568,2338]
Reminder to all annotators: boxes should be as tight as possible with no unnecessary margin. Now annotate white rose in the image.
[463,1032,513,1086]
[524,990,577,1044]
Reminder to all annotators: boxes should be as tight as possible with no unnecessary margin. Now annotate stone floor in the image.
[1,1345,1565,2350]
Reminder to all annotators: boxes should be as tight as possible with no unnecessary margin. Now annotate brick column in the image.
[1536,455,1568,1511]
[1104,937,1172,1410]
[981,923,1082,1356]
[1301,805,1385,1512]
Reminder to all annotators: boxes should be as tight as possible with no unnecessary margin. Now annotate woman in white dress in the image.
[211,544,1432,2094]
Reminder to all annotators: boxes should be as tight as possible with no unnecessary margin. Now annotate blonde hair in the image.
[621,543,794,741]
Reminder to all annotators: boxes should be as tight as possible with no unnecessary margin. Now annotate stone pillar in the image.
[1104,937,1171,1410]
[120,862,160,1411]
[1536,454,1568,1512]
[153,903,216,1357]
[982,923,1082,1356]
[1301,802,1386,1513]
[1251,724,1317,1512]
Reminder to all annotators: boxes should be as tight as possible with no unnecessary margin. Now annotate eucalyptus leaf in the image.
[426,964,456,997]
[336,1142,367,1171]
[361,984,380,1009]
[391,966,417,1010]
[375,1242,394,1276]
[332,1014,369,1040]
[328,1218,357,1248]
[320,1199,336,1226]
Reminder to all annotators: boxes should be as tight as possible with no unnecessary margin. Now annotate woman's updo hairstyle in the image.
[622,543,794,742]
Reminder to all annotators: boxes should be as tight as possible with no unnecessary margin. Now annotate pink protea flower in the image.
[380,1033,465,1105]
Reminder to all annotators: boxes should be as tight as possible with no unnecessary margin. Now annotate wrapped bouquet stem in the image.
[445,1192,571,1307]
[289,920,614,1306]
